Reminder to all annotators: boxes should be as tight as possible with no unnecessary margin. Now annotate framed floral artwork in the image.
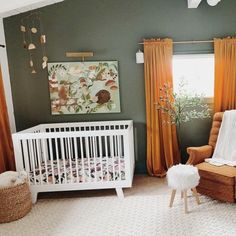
[48,61,121,114]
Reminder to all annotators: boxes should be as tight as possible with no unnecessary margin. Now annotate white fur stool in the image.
[167,164,200,213]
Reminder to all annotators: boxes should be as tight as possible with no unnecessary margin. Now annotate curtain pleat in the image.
[144,39,180,177]
[214,38,236,112]
[0,65,15,173]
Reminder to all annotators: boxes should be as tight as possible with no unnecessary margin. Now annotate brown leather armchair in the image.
[186,112,236,203]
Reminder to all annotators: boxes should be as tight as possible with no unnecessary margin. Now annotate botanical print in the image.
[48,61,121,114]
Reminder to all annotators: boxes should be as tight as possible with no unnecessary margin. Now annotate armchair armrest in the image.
[186,145,213,165]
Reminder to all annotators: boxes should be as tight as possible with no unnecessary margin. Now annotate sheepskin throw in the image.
[209,110,236,166]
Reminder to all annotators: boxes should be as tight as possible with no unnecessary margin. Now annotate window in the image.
[173,54,214,98]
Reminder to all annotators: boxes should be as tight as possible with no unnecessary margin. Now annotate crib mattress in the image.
[29,157,125,184]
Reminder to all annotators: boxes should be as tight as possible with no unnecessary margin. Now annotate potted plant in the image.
[157,80,211,159]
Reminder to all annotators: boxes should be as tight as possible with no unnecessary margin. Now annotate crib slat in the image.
[32,139,38,172]
[110,135,115,181]
[114,135,117,157]
[22,140,30,172]
[48,138,55,184]
[64,129,69,161]
[60,138,67,183]
[36,139,43,185]
[104,136,109,181]
[27,140,33,171]
[29,139,36,185]
[118,135,122,181]
[89,128,93,160]
[74,137,79,183]
[55,138,61,184]
[38,140,43,164]
[121,135,124,178]
[99,136,103,182]
[93,136,97,182]
[80,137,85,183]
[85,136,91,182]
[94,136,97,162]
[67,137,73,183]
[42,138,49,184]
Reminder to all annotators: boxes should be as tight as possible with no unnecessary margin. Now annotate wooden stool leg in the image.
[169,190,176,208]
[192,187,200,205]
[183,190,188,214]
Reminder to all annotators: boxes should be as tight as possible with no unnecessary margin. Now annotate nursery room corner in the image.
[1,0,236,235]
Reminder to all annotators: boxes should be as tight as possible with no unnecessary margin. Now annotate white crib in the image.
[12,120,135,203]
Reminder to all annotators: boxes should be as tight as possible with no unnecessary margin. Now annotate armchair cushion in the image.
[186,145,213,165]
[196,162,236,185]
[196,162,236,202]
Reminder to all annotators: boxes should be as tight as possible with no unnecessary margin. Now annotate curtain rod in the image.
[139,40,214,45]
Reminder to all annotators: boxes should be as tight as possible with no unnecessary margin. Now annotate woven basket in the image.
[0,182,32,223]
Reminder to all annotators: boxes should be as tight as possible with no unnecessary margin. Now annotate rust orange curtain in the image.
[214,38,236,112]
[144,39,180,177]
[0,65,15,173]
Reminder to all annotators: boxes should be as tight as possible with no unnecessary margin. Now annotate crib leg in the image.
[31,191,38,204]
[115,188,124,199]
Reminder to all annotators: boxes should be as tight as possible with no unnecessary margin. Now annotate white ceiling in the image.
[0,0,222,17]
[0,0,64,18]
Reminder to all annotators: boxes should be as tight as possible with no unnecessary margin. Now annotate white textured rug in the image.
[1,195,236,236]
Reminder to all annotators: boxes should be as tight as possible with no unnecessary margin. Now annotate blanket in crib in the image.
[207,110,236,166]
[29,157,125,184]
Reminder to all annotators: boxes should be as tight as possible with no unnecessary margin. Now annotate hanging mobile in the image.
[21,11,48,73]
[29,52,36,74]
[38,13,46,44]
[42,56,48,69]
[20,20,27,49]
[38,13,48,69]
[31,28,37,33]
[28,20,36,50]
[20,25,26,32]
[40,34,46,44]
[31,69,37,74]
[30,59,34,67]
[31,19,38,34]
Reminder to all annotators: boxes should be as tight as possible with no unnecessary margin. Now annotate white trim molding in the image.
[0,0,64,18]
[0,18,16,133]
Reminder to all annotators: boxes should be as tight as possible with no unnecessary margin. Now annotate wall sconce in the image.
[136,50,144,64]
[66,51,94,61]
[207,0,221,6]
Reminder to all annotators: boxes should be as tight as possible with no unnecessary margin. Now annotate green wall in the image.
[3,0,236,173]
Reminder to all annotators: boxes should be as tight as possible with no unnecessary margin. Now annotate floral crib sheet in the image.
[29,156,126,184]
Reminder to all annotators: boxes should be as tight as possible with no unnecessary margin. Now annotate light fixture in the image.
[136,50,144,64]
[66,52,94,62]
[207,0,221,6]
